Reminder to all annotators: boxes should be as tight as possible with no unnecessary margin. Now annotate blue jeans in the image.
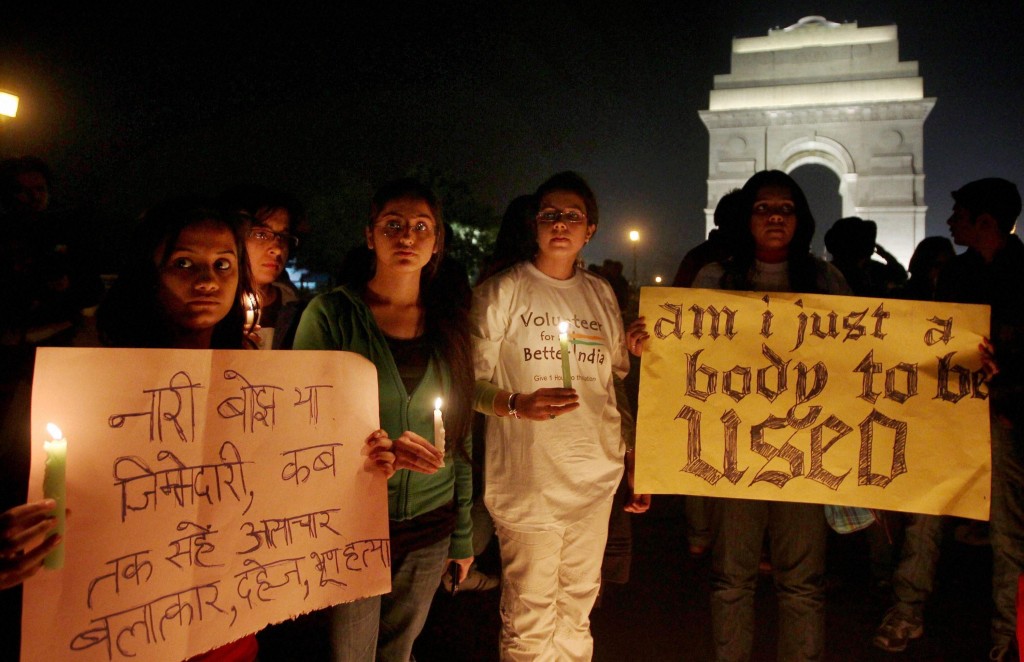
[889,514,943,618]
[331,536,450,662]
[710,498,826,662]
[990,415,1024,648]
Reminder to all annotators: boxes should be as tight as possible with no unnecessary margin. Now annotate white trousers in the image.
[495,497,615,662]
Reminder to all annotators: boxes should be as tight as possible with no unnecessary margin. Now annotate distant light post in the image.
[629,230,639,285]
[0,91,18,118]
[0,91,18,155]
[654,276,662,284]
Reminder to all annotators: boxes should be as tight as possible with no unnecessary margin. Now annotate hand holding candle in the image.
[433,397,446,466]
[558,321,572,388]
[42,423,66,570]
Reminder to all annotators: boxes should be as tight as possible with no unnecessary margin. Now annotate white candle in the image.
[433,398,446,464]
[559,321,572,388]
[43,423,67,570]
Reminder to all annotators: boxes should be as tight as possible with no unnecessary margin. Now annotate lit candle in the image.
[43,423,67,570]
[559,321,572,388]
[433,398,446,465]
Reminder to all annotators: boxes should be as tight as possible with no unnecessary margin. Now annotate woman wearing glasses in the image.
[294,178,473,662]
[220,185,306,350]
[470,171,649,661]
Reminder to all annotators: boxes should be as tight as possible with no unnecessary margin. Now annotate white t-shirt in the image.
[471,262,629,530]
[693,258,851,294]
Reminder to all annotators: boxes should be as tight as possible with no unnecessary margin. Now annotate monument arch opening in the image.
[791,163,842,258]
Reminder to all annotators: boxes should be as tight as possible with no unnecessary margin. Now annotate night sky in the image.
[2,2,1022,282]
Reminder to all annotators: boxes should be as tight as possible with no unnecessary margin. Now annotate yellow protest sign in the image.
[635,287,991,520]
[24,347,389,662]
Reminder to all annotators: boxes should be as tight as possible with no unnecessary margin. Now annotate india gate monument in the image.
[700,16,935,266]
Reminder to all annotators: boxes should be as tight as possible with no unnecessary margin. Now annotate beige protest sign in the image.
[636,287,991,520]
[24,347,390,661]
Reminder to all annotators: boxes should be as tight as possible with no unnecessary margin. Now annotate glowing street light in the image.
[0,91,19,118]
[654,276,662,284]
[628,230,639,285]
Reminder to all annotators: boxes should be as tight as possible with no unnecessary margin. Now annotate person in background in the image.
[823,216,907,298]
[673,189,747,289]
[477,194,537,284]
[219,185,307,350]
[899,236,955,302]
[0,157,104,421]
[471,171,649,661]
[672,189,747,558]
[861,234,957,630]
[692,170,851,662]
[942,178,1024,662]
[444,194,541,596]
[0,156,104,344]
[294,178,473,662]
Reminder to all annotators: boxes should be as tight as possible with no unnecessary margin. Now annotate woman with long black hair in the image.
[294,178,473,661]
[693,170,850,662]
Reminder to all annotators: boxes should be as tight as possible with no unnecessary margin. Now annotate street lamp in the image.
[628,230,639,285]
[0,91,18,118]
[654,276,662,284]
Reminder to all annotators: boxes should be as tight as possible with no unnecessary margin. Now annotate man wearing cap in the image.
[942,178,1024,661]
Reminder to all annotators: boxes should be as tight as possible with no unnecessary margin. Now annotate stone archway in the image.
[698,16,935,265]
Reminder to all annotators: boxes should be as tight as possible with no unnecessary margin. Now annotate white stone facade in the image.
[699,16,935,266]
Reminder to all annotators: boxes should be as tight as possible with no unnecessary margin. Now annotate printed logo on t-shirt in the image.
[519,309,608,381]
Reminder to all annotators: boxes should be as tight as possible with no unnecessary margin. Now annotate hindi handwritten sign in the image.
[635,287,991,520]
[24,348,390,661]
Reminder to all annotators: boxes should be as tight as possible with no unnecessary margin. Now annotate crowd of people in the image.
[0,155,1021,662]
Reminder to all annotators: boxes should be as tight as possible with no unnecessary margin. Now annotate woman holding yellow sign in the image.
[692,170,851,662]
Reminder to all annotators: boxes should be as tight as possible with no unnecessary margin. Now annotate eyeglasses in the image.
[536,209,587,225]
[375,219,437,238]
[247,227,300,249]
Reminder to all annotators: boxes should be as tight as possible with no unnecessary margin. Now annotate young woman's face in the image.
[535,190,595,260]
[156,220,239,335]
[246,208,291,288]
[750,185,797,258]
[365,196,438,274]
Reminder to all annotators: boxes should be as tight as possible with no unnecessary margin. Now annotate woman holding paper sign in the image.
[95,198,420,661]
[470,171,649,661]
[95,197,263,661]
[692,170,851,662]
[293,178,473,662]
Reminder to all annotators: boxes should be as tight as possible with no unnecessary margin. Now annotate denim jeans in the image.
[686,495,715,549]
[331,536,450,662]
[889,514,943,618]
[990,415,1024,648]
[710,498,826,662]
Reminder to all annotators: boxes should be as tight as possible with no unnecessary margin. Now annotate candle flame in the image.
[46,423,63,439]
[434,397,443,410]
[558,321,569,333]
